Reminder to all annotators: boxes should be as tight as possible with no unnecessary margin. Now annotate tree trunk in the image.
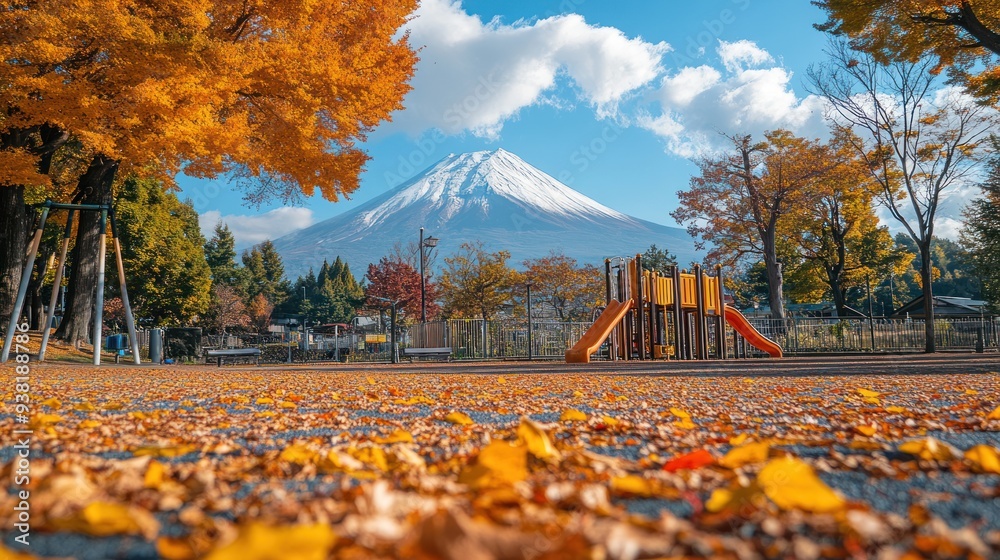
[828,267,848,317]
[762,233,785,320]
[0,186,31,321]
[919,243,936,353]
[54,155,119,347]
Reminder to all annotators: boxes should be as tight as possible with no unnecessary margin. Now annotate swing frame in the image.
[1,200,141,365]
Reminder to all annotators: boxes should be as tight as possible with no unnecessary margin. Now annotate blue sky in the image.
[180,0,835,249]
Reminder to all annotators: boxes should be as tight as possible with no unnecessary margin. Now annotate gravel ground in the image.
[1,356,998,559]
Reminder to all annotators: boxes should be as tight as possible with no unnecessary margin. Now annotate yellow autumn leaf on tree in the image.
[898,437,958,461]
[964,445,1000,474]
[756,456,846,513]
[204,523,336,560]
[458,441,528,488]
[444,411,474,425]
[516,417,561,462]
[719,441,771,469]
[610,475,654,498]
[559,408,588,422]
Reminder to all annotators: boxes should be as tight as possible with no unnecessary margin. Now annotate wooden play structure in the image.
[566,255,782,363]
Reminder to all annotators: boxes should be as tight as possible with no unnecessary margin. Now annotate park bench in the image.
[205,347,261,367]
[402,347,452,362]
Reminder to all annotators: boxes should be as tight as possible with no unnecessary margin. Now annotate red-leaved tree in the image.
[365,258,440,323]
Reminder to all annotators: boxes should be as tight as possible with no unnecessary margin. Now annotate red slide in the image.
[724,306,783,357]
[566,299,633,363]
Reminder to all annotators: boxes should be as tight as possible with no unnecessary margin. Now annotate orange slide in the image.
[566,299,633,363]
[724,306,783,357]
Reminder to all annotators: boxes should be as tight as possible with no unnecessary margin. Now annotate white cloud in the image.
[717,39,774,73]
[393,0,668,137]
[200,207,314,249]
[638,40,826,157]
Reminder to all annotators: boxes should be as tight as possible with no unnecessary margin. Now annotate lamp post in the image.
[525,283,533,361]
[419,227,439,323]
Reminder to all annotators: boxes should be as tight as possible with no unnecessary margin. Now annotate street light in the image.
[525,283,533,361]
[419,227,439,323]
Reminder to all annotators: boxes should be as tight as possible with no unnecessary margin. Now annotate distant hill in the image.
[271,149,701,277]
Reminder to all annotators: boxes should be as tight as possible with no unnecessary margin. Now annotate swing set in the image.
[1,200,141,366]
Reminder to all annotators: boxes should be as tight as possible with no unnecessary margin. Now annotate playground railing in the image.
[738,316,999,355]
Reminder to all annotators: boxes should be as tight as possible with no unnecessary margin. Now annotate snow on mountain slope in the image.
[272,149,700,277]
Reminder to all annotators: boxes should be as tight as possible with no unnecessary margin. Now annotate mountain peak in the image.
[272,149,700,276]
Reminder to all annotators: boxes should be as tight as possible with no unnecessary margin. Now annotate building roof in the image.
[891,295,988,318]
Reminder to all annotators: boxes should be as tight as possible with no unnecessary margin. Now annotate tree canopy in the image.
[815,0,1000,101]
[439,242,523,320]
[111,177,212,326]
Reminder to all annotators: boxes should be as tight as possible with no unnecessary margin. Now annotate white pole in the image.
[111,213,140,364]
[39,210,74,361]
[2,206,49,363]
[93,209,108,366]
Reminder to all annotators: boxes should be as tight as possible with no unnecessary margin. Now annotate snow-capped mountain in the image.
[272,149,701,277]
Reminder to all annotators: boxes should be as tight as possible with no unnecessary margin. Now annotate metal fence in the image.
[127,315,997,364]
[739,316,1000,355]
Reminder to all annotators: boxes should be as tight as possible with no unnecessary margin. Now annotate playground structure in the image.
[566,255,782,363]
[1,200,141,366]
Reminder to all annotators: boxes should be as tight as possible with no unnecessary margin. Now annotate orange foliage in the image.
[0,0,418,199]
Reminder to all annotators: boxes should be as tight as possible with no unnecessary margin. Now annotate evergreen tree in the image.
[204,223,242,288]
[241,240,291,307]
[961,139,1000,311]
[111,177,212,326]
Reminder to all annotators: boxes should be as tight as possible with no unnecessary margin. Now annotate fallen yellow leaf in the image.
[559,408,588,422]
[706,482,766,513]
[856,388,880,398]
[78,419,102,429]
[204,523,336,560]
[670,407,690,419]
[458,441,528,488]
[987,406,1000,420]
[279,444,317,466]
[757,456,845,513]
[964,444,1000,474]
[156,536,196,560]
[144,461,166,489]
[965,389,979,395]
[40,397,62,409]
[0,542,40,559]
[729,433,750,446]
[517,417,561,462]
[719,441,771,469]
[374,429,414,444]
[73,401,96,412]
[610,475,654,498]
[885,405,906,413]
[496,376,506,384]
[854,425,877,437]
[134,445,197,458]
[444,411,474,425]
[53,502,159,538]
[278,401,296,409]
[255,397,273,405]
[898,437,957,461]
